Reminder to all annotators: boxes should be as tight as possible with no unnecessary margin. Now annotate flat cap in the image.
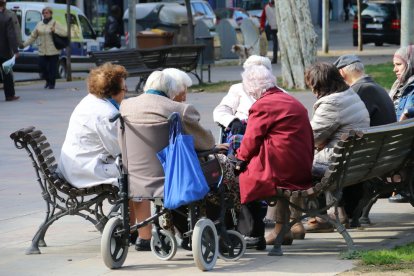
[333,54,361,69]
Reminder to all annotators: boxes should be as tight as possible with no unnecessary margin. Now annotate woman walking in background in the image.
[22,7,67,89]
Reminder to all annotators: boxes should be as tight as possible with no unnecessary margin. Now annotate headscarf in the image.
[389,45,414,101]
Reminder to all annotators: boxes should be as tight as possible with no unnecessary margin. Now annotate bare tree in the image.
[184,0,194,44]
[274,0,317,89]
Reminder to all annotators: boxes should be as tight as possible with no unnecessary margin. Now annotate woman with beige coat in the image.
[22,7,67,89]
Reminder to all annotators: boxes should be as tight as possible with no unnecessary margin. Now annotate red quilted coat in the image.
[236,88,314,204]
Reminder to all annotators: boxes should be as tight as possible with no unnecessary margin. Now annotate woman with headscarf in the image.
[388,45,414,203]
[390,45,414,121]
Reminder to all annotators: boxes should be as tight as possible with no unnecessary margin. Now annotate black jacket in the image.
[352,76,397,126]
[0,8,18,58]
[103,15,122,48]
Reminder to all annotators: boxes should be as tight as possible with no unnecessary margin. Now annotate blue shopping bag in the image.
[157,113,210,209]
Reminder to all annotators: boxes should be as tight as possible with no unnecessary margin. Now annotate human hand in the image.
[215,143,229,151]
[399,112,408,121]
[229,119,244,135]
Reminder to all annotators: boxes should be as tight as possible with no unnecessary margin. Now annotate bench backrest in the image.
[10,127,117,196]
[91,49,148,72]
[163,44,205,72]
[320,119,414,193]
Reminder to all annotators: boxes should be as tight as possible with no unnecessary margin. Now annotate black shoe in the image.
[48,85,55,89]
[130,230,138,245]
[135,238,151,251]
[272,59,277,64]
[5,96,20,102]
[44,83,49,89]
[244,236,266,250]
[181,237,192,251]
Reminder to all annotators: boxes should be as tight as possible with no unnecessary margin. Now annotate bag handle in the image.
[168,112,183,144]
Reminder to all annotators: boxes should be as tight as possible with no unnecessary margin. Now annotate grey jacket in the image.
[0,8,18,58]
[119,94,215,199]
[311,88,370,164]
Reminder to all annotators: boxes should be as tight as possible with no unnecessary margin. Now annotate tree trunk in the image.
[274,0,317,89]
[184,0,194,44]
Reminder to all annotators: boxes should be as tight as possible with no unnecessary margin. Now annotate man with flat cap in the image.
[333,54,396,226]
[334,54,396,126]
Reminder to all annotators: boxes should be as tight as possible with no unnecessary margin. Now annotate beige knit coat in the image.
[23,19,67,56]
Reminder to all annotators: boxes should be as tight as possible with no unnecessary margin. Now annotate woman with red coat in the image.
[235,65,314,251]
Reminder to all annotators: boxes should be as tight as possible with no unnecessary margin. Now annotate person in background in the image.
[260,0,278,64]
[22,7,67,89]
[387,45,414,203]
[343,0,351,22]
[0,0,20,101]
[103,5,123,49]
[235,64,314,249]
[304,62,370,232]
[333,54,396,224]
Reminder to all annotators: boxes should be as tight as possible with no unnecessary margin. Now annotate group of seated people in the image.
[57,44,414,252]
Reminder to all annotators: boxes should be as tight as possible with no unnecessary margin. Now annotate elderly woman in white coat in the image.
[213,55,275,134]
[22,7,67,89]
[304,62,370,232]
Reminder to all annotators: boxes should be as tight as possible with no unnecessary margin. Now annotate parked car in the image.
[214,7,249,25]
[352,0,401,46]
[6,2,100,78]
[162,0,216,26]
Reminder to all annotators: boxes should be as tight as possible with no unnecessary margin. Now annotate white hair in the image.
[242,65,276,100]
[243,55,272,72]
[162,68,192,98]
[143,70,179,99]
[342,61,365,75]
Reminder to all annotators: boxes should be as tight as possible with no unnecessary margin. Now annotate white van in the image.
[6,2,101,78]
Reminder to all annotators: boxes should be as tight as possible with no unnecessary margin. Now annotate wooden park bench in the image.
[90,49,154,93]
[266,119,414,256]
[10,127,119,255]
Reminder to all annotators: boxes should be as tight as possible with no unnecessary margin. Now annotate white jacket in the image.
[58,94,121,188]
[213,83,256,127]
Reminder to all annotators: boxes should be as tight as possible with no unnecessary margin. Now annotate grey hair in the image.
[342,61,365,75]
[162,68,192,98]
[242,65,276,100]
[243,55,272,72]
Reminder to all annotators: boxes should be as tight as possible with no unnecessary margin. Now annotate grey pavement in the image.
[1,21,413,276]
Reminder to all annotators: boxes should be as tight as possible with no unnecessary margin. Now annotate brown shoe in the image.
[5,96,20,102]
[291,222,305,240]
[265,229,293,245]
[303,218,334,233]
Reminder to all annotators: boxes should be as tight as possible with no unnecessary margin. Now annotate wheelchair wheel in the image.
[192,218,218,271]
[218,230,246,262]
[101,217,128,269]
[150,229,177,261]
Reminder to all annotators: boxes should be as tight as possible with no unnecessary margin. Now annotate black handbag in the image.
[52,32,69,50]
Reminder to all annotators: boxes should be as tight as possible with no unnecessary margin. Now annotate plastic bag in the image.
[157,112,210,209]
[2,55,16,74]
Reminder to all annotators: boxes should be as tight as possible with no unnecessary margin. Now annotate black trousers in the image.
[38,55,59,87]
[270,29,278,63]
[0,56,16,99]
[237,201,266,238]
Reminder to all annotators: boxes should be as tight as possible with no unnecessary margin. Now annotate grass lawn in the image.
[340,242,414,275]
[189,62,396,93]
[365,62,395,90]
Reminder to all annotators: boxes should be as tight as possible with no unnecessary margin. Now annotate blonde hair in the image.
[87,62,128,99]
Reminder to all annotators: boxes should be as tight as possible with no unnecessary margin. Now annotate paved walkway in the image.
[1,26,413,275]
